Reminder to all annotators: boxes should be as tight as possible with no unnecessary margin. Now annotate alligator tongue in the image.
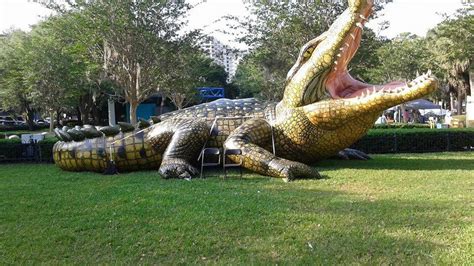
[326,71,407,99]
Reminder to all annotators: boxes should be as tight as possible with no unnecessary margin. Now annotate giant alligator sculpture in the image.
[53,0,438,181]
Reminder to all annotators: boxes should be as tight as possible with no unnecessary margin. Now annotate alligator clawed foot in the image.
[337,148,371,160]
[159,159,199,179]
[269,159,321,182]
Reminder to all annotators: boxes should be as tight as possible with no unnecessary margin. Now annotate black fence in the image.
[1,130,473,163]
[0,142,55,163]
[352,131,474,154]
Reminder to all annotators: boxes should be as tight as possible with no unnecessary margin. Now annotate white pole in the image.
[466,71,474,127]
[108,98,116,126]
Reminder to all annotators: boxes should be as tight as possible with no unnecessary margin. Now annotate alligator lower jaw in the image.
[325,70,438,111]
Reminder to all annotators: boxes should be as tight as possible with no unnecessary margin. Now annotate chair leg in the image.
[223,163,227,179]
[200,153,204,179]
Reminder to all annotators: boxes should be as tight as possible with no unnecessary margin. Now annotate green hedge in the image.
[0,136,58,162]
[372,123,430,129]
[1,129,473,163]
[0,124,49,132]
[353,128,474,153]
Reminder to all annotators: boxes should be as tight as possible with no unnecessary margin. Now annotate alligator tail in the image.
[53,122,163,173]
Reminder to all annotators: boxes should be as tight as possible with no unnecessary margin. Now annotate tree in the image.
[24,22,85,132]
[229,0,391,100]
[366,33,432,84]
[426,8,473,114]
[0,31,37,130]
[232,51,281,100]
[39,0,193,124]
[161,41,228,109]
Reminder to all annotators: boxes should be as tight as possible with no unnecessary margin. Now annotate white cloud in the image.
[0,0,53,33]
[367,0,465,38]
[0,0,466,43]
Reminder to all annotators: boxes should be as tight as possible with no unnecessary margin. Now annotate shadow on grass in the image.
[244,186,465,264]
[0,163,470,264]
[317,156,474,171]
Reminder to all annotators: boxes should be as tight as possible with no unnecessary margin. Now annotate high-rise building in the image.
[200,37,246,83]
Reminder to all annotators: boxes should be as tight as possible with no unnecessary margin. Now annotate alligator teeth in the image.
[359,14,368,21]
[356,22,364,29]
[350,33,356,40]
[344,43,350,48]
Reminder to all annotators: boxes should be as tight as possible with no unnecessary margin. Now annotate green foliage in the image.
[367,127,474,136]
[425,8,473,111]
[233,51,281,100]
[0,136,57,162]
[354,128,474,154]
[0,31,37,129]
[2,1,228,124]
[367,34,432,84]
[372,123,430,129]
[231,1,391,99]
[0,153,472,264]
[160,42,228,109]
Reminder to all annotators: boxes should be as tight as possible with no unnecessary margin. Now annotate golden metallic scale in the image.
[54,0,438,181]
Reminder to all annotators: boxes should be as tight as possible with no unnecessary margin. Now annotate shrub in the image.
[0,136,58,162]
[373,123,430,129]
[353,128,474,153]
[0,124,49,132]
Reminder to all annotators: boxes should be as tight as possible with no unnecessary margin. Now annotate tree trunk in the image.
[469,70,473,97]
[160,96,165,115]
[78,95,91,124]
[25,107,35,131]
[50,110,55,133]
[400,104,408,123]
[130,101,138,125]
[91,91,101,125]
[457,92,463,115]
[56,108,61,128]
[91,104,100,125]
[20,98,35,130]
[450,92,455,112]
[76,106,82,125]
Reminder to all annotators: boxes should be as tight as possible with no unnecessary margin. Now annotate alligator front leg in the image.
[224,118,321,182]
[146,118,210,179]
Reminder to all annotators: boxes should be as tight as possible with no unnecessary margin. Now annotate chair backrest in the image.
[224,149,242,155]
[203,148,220,155]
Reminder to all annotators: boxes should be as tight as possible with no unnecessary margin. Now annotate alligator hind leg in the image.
[146,118,210,179]
[224,118,321,182]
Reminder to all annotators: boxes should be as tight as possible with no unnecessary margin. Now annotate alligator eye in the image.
[304,47,315,58]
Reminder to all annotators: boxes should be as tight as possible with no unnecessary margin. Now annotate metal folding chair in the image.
[199,124,221,178]
[223,148,243,179]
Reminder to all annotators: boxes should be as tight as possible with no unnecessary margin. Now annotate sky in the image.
[0,0,468,47]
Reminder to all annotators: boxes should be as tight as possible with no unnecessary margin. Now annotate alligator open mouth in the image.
[324,2,435,101]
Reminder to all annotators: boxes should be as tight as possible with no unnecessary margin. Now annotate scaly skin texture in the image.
[53,0,438,181]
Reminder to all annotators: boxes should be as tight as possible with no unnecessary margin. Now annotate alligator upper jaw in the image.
[320,0,437,111]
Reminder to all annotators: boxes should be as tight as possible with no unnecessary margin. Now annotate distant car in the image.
[14,116,26,125]
[35,119,50,126]
[0,116,16,126]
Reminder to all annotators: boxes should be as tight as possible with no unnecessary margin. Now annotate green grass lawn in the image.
[1,153,472,264]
